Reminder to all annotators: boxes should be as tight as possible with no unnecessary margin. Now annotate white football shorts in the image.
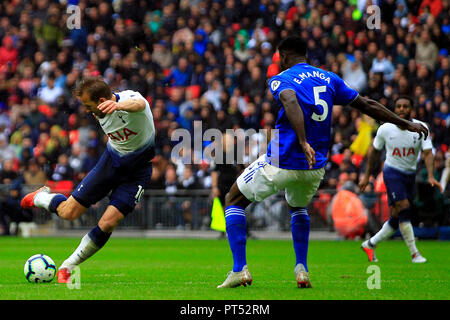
[237,154,325,208]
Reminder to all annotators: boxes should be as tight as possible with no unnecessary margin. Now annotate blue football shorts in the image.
[71,148,153,216]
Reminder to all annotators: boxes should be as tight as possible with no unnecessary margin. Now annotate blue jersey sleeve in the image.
[330,72,359,106]
[268,75,295,102]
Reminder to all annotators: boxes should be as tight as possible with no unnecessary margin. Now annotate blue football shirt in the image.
[267,63,358,170]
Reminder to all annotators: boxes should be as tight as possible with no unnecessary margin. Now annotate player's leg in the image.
[22,187,90,220]
[285,168,324,288]
[218,155,278,288]
[362,204,399,262]
[361,167,403,261]
[395,195,426,263]
[58,162,153,282]
[57,206,125,283]
[224,182,251,269]
[217,182,253,288]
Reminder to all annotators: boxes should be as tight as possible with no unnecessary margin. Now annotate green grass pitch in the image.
[0,237,449,300]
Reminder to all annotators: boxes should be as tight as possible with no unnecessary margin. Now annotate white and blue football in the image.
[24,254,56,283]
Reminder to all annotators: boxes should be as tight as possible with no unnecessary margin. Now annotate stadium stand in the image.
[0,0,448,235]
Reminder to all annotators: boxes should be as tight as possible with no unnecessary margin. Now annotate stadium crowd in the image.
[0,0,449,234]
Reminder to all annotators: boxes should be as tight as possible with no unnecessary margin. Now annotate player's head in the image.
[277,36,307,71]
[74,77,112,116]
[394,96,414,120]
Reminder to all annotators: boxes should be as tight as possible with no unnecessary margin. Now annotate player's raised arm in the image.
[279,89,316,169]
[349,95,428,139]
[98,96,146,114]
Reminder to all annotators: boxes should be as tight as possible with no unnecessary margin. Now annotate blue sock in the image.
[88,225,112,248]
[290,208,310,272]
[49,194,67,214]
[225,206,247,272]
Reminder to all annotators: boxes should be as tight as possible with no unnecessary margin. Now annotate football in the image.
[24,254,57,283]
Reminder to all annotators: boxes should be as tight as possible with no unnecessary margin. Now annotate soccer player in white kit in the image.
[21,77,156,282]
[359,96,443,263]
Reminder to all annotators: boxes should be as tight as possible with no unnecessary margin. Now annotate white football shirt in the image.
[96,90,155,154]
[373,119,433,173]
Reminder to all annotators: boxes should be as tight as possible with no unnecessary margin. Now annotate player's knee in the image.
[98,219,119,233]
[224,192,233,207]
[394,200,409,214]
[225,188,248,208]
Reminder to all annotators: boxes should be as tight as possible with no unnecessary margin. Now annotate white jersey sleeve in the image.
[372,124,386,151]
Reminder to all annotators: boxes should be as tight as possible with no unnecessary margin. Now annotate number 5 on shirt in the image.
[311,86,328,122]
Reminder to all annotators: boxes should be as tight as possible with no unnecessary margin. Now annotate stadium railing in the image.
[0,184,394,232]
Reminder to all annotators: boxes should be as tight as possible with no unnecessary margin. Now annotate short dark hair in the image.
[277,36,307,57]
[394,95,414,108]
[74,77,111,102]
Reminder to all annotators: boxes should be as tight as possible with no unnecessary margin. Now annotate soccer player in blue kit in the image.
[21,77,155,283]
[217,36,429,288]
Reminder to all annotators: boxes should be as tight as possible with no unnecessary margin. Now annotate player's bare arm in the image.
[350,95,428,139]
[279,89,316,169]
[98,97,146,114]
[423,149,444,193]
[359,145,381,192]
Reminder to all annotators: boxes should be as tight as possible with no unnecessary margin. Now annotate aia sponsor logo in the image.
[108,128,138,141]
[392,147,415,157]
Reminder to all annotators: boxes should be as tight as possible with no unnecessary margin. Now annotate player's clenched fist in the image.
[98,100,120,114]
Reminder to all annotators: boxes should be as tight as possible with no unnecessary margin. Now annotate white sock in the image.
[59,234,100,272]
[399,221,418,255]
[370,221,396,247]
[34,192,57,211]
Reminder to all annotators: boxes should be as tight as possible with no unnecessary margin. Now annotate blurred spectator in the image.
[23,159,47,186]
[165,166,180,195]
[342,60,367,93]
[164,57,192,87]
[0,36,18,73]
[179,165,201,190]
[0,134,15,163]
[51,153,74,181]
[37,73,63,105]
[152,40,173,70]
[370,50,395,81]
[415,30,439,71]
[0,159,17,184]
[329,181,368,239]
[0,184,32,235]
